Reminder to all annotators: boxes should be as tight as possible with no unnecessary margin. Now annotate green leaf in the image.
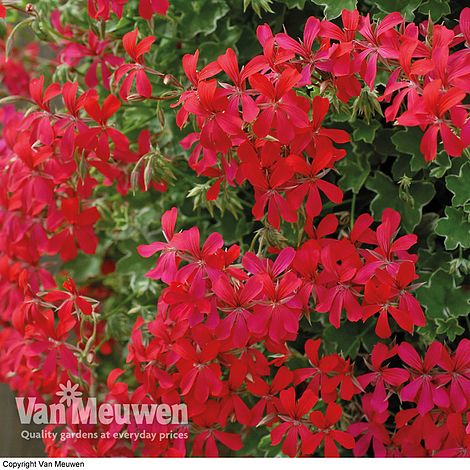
[418,0,451,21]
[63,253,103,283]
[309,0,357,19]
[375,0,423,20]
[235,428,270,455]
[337,142,371,194]
[323,321,376,358]
[417,247,452,275]
[115,240,159,296]
[446,162,470,207]
[416,269,470,322]
[429,151,451,179]
[278,0,307,8]
[172,0,229,38]
[258,434,272,451]
[105,308,139,342]
[198,20,242,60]
[215,212,253,244]
[374,129,399,158]
[435,317,464,341]
[391,155,413,180]
[391,128,426,173]
[352,119,381,144]
[366,172,435,232]
[435,206,470,250]
[257,432,283,457]
[415,212,439,249]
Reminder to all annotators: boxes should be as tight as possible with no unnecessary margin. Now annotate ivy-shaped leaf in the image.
[338,142,371,194]
[416,269,470,322]
[391,155,413,179]
[435,206,470,250]
[435,317,465,342]
[428,151,451,179]
[323,321,376,358]
[198,20,243,60]
[374,129,399,159]
[418,0,451,21]
[365,171,435,232]
[417,247,452,277]
[172,0,229,38]
[375,0,423,20]
[309,0,357,19]
[278,0,307,8]
[214,212,253,244]
[446,161,470,207]
[352,119,381,144]
[391,127,426,173]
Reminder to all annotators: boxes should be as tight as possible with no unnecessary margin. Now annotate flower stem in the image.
[350,192,356,231]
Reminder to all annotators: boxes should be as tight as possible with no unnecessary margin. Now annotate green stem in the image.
[350,192,357,231]
[99,19,106,40]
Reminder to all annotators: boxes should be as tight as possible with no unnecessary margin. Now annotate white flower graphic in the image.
[56,380,82,407]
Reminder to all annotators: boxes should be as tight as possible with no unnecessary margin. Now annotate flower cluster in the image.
[0,0,469,459]
[177,7,470,229]
[0,273,107,397]
[0,20,166,409]
[0,79,157,329]
[139,206,424,340]
[351,340,470,457]
[125,208,467,457]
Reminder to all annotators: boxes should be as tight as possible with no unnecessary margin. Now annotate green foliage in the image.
[435,206,470,251]
[416,269,470,341]
[391,128,427,174]
[446,162,470,207]
[323,321,377,358]
[278,0,307,8]
[365,172,435,232]
[418,0,451,20]
[337,142,371,194]
[417,269,470,320]
[310,0,357,19]
[375,0,424,19]
[171,0,230,37]
[352,119,381,144]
